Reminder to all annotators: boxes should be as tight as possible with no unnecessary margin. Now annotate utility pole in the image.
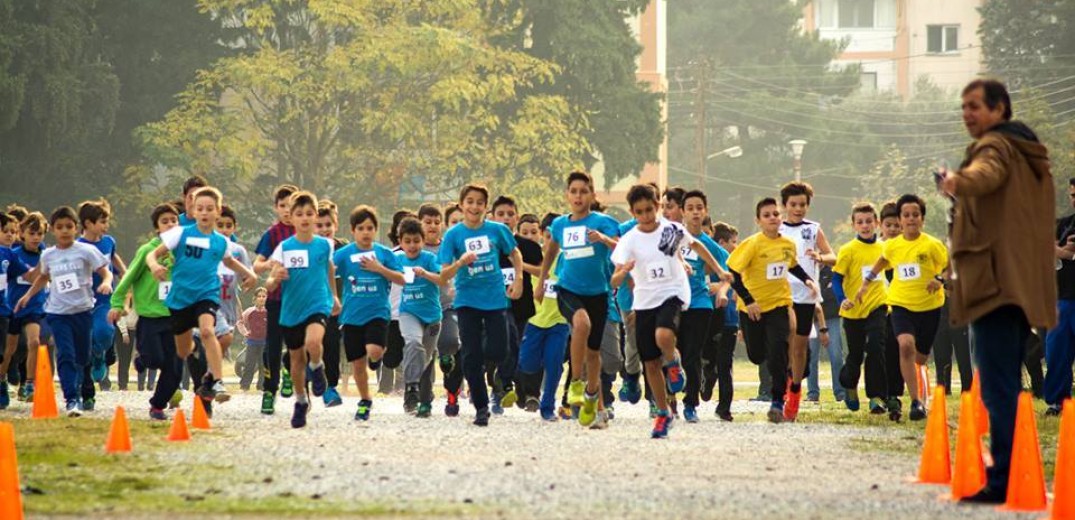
[694,58,708,184]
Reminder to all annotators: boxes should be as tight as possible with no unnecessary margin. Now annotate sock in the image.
[296,393,309,404]
[308,360,324,370]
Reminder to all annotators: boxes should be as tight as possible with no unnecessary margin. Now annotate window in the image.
[927,25,959,53]
[860,72,878,93]
[839,0,874,28]
[818,0,895,29]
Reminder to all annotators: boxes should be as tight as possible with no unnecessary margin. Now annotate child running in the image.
[252,184,298,414]
[394,218,443,418]
[702,222,739,421]
[76,199,127,387]
[1,212,48,405]
[315,200,347,406]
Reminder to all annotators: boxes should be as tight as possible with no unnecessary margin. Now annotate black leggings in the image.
[702,309,738,415]
[740,306,790,404]
[677,308,712,408]
[840,307,888,400]
[456,307,507,411]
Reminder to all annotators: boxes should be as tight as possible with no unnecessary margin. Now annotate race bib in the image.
[766,262,787,280]
[464,236,491,256]
[403,266,416,284]
[351,252,375,264]
[54,272,79,294]
[501,268,516,287]
[158,281,173,301]
[896,263,921,282]
[681,246,698,261]
[543,280,558,298]
[562,226,587,248]
[282,249,309,269]
[563,246,594,260]
[645,259,671,282]
[185,237,210,250]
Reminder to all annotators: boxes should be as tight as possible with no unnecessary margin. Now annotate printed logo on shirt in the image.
[657,224,684,257]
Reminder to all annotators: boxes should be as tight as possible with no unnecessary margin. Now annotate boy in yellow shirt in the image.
[833,203,888,414]
[727,198,819,423]
[857,194,948,421]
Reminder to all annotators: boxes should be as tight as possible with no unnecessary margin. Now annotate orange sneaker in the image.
[784,380,802,422]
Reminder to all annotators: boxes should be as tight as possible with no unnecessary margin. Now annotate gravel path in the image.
[75,390,1042,519]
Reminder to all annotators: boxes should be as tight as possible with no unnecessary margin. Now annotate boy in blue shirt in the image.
[439,184,523,427]
[536,171,620,428]
[0,212,32,409]
[146,187,256,404]
[333,205,405,421]
[76,200,127,386]
[702,222,740,422]
[1,212,47,404]
[266,192,340,428]
[395,218,444,418]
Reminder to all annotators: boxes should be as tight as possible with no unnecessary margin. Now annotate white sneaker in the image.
[589,409,609,430]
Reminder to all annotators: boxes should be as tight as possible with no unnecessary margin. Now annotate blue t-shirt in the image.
[684,233,729,310]
[438,221,517,312]
[615,219,638,312]
[178,212,195,227]
[7,246,44,318]
[160,225,235,310]
[397,250,442,325]
[77,235,116,306]
[0,247,30,318]
[334,242,401,326]
[271,235,335,327]
[549,212,620,296]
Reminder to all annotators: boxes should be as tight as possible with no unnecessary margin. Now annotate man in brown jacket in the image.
[941,79,1056,504]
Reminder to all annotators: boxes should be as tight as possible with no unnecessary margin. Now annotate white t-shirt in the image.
[610,219,693,311]
[779,219,823,304]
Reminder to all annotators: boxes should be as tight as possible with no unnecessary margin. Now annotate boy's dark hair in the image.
[567,171,594,191]
[880,201,899,220]
[77,199,110,227]
[519,213,539,228]
[349,205,378,229]
[702,216,713,228]
[491,195,516,212]
[49,206,78,226]
[682,189,708,208]
[444,203,462,222]
[0,213,12,230]
[712,221,738,243]
[397,217,424,240]
[851,202,878,220]
[273,184,299,204]
[779,181,814,205]
[5,205,27,222]
[288,191,318,212]
[317,199,338,220]
[388,210,417,246]
[962,79,1012,121]
[182,175,209,195]
[150,203,180,229]
[220,204,238,224]
[459,183,489,204]
[417,204,441,220]
[20,212,48,234]
[540,212,560,231]
[627,184,659,208]
[896,194,927,218]
[663,186,686,207]
[755,197,779,218]
[590,200,606,212]
[192,186,223,208]
[1069,177,1075,187]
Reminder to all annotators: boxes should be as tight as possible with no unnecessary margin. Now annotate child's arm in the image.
[815,303,830,347]
[692,241,732,282]
[808,228,837,267]
[506,248,523,300]
[361,255,405,285]
[146,243,171,281]
[534,239,561,302]
[111,251,128,278]
[856,257,889,303]
[14,273,49,314]
[440,252,477,281]
[611,260,635,289]
[223,255,257,291]
[328,259,341,316]
[95,266,114,295]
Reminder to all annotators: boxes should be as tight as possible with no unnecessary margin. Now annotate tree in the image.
[132,0,589,233]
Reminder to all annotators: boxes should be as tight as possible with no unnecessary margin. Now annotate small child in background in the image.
[238,289,268,392]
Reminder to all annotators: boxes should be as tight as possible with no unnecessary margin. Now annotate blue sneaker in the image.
[845,389,860,412]
[323,387,342,407]
[149,407,168,421]
[651,410,672,439]
[618,376,642,404]
[66,400,82,417]
[91,354,107,383]
[0,381,9,410]
[291,401,309,428]
[491,392,504,415]
[310,364,327,397]
[541,409,558,422]
[354,399,372,421]
[23,381,34,403]
[684,406,699,423]
[664,357,686,394]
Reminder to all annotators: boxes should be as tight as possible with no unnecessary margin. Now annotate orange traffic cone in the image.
[1049,399,1075,520]
[0,422,24,520]
[950,392,986,500]
[999,392,1046,512]
[105,406,132,454]
[971,369,989,437]
[31,345,57,419]
[167,409,191,442]
[917,386,951,484]
[191,397,210,430]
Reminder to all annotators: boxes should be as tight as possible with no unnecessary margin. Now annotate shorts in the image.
[889,306,941,356]
[343,319,388,362]
[282,313,329,351]
[556,287,609,351]
[169,300,219,335]
[7,314,44,336]
[792,302,816,336]
[635,297,683,363]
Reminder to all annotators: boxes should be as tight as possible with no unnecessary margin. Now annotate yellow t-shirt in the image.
[727,232,799,313]
[530,258,568,329]
[833,237,886,319]
[881,233,948,312]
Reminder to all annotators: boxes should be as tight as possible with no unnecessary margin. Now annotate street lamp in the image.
[706,145,743,161]
[789,139,807,182]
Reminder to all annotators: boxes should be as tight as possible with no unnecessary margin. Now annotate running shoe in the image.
[15,384,26,402]
[491,392,504,415]
[355,399,372,421]
[700,371,716,402]
[1046,404,1062,417]
[501,389,518,409]
[844,389,860,412]
[578,392,598,427]
[783,381,801,422]
[291,401,309,428]
[589,409,609,430]
[648,400,658,419]
[651,410,672,439]
[149,407,168,421]
[606,404,615,421]
[261,391,276,415]
[618,376,642,404]
[66,399,82,417]
[683,406,699,423]
[541,409,558,422]
[869,397,886,415]
[887,397,902,422]
[310,364,327,397]
[416,402,432,418]
[281,368,294,398]
[663,357,686,394]
[767,404,784,424]
[716,409,734,422]
[909,400,927,421]
[524,396,539,413]
[567,380,585,406]
[91,354,107,383]
[23,381,34,403]
[473,407,490,427]
[558,405,573,420]
[0,382,8,410]
[404,385,419,415]
[445,391,460,417]
[210,379,230,403]
[169,389,183,409]
[81,397,95,412]
[323,387,343,407]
